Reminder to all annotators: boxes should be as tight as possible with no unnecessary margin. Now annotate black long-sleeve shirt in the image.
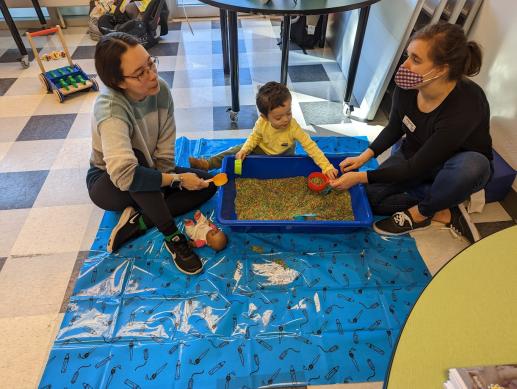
[367,79,492,184]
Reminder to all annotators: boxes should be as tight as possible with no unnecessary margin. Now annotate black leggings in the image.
[88,155,216,235]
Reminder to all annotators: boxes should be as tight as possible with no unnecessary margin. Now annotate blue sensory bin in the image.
[217,155,373,232]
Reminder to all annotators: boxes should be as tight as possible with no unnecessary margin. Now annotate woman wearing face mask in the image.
[330,23,492,244]
[87,32,217,275]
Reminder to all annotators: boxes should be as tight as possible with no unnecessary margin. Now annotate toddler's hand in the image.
[324,168,338,180]
[235,150,248,161]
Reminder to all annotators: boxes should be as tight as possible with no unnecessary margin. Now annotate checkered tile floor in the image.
[0,17,514,389]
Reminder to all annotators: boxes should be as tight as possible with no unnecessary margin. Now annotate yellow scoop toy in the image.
[205,173,228,186]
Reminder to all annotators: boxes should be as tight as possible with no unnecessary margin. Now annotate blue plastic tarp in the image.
[39,136,431,388]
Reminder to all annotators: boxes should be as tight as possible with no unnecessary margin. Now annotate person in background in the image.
[87,32,217,275]
[330,23,492,244]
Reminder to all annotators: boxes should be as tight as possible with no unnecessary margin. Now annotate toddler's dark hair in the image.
[256,81,292,116]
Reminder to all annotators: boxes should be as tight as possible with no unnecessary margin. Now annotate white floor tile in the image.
[0,252,76,317]
[0,95,44,118]
[0,313,61,388]
[66,113,92,139]
[51,137,92,170]
[10,204,93,257]
[33,168,91,208]
[470,201,513,223]
[0,116,30,142]
[0,209,30,257]
[0,139,64,173]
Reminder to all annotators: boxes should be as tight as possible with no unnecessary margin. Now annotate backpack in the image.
[96,0,169,49]
[284,15,324,54]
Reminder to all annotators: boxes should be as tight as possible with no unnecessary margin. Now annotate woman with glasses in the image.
[87,32,217,275]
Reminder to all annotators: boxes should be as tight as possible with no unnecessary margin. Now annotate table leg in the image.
[344,5,371,116]
[219,9,229,75]
[0,0,29,67]
[319,15,328,48]
[280,15,291,85]
[228,10,240,120]
[30,0,47,25]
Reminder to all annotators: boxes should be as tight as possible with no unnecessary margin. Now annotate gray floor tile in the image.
[0,257,6,273]
[168,22,182,31]
[213,105,258,131]
[0,78,16,96]
[288,64,330,82]
[71,46,96,60]
[158,71,174,88]
[0,47,40,63]
[0,170,49,210]
[148,42,179,56]
[16,114,77,141]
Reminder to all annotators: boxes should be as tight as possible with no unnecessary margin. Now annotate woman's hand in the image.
[329,172,367,191]
[179,173,209,190]
[235,149,248,161]
[339,148,374,173]
[324,167,339,180]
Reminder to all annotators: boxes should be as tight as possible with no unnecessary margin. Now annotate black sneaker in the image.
[446,204,480,244]
[165,234,203,275]
[373,210,431,236]
[107,206,146,253]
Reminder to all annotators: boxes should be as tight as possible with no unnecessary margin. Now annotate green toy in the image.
[59,78,69,91]
[76,75,87,85]
[234,159,242,175]
[67,76,78,89]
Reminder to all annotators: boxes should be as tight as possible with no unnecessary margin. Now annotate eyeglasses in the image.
[123,56,159,82]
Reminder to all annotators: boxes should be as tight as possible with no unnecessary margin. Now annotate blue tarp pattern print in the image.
[39,136,431,388]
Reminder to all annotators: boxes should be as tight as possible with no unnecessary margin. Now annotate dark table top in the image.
[198,0,380,15]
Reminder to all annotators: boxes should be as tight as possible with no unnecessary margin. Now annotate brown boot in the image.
[189,157,210,171]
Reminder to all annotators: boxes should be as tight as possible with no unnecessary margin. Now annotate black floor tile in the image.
[71,46,96,60]
[288,64,329,82]
[167,21,182,31]
[213,105,258,131]
[476,220,516,239]
[0,47,41,63]
[148,42,179,56]
[0,170,49,210]
[212,67,252,87]
[0,257,6,273]
[0,78,17,96]
[17,114,77,141]
[158,71,174,88]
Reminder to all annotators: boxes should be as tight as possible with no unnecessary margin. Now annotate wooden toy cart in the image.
[26,25,99,103]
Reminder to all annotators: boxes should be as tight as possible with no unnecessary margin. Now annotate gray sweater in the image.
[88,78,175,192]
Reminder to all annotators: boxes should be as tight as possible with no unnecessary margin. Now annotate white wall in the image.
[468,0,517,190]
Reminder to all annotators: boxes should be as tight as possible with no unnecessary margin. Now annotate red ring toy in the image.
[307,172,330,193]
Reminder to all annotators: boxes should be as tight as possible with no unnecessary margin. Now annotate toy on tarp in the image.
[184,210,227,251]
[308,171,332,195]
[26,25,99,103]
[293,213,318,220]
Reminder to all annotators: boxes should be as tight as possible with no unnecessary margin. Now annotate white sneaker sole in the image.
[107,206,135,253]
[165,243,203,276]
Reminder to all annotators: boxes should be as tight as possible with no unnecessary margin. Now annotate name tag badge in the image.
[403,115,416,132]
